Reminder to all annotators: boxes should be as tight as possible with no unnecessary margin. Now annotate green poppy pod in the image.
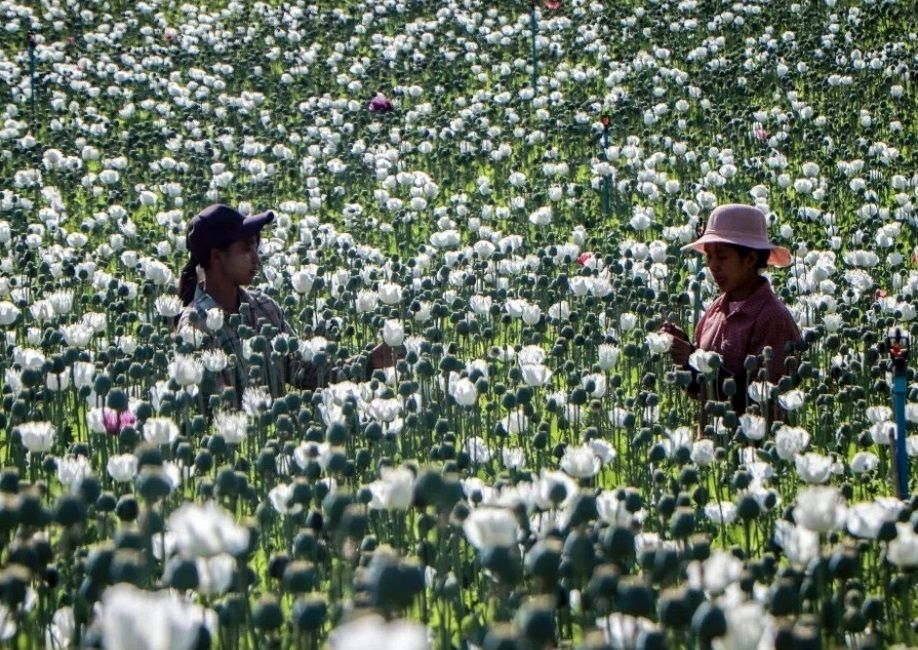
[252,595,283,631]
[292,595,327,631]
[165,557,199,591]
[616,577,654,618]
[691,602,727,642]
[515,597,555,648]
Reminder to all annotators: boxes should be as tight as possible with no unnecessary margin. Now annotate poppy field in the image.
[0,0,917,648]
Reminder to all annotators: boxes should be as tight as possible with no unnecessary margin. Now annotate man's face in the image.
[213,236,260,286]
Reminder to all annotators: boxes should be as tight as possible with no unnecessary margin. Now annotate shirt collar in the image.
[194,284,252,312]
[193,284,219,311]
[713,277,775,317]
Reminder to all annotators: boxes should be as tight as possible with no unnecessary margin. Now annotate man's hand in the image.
[661,322,693,367]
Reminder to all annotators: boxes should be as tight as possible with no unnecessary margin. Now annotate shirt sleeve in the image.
[748,304,801,382]
[260,294,338,390]
[264,295,291,335]
[693,309,709,348]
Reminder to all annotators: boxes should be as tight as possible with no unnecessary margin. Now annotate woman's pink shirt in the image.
[694,279,801,383]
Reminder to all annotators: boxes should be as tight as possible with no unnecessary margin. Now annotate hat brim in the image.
[681,234,792,268]
[238,210,275,238]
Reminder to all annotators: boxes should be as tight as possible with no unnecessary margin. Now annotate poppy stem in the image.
[529,4,539,90]
[601,124,611,218]
[27,31,37,133]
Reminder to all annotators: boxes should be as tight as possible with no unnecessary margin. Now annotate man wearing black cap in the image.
[176,204,396,396]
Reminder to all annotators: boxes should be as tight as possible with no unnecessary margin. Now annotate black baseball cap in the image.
[186,204,274,264]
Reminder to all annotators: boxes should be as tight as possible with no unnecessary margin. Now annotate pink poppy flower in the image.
[103,409,137,436]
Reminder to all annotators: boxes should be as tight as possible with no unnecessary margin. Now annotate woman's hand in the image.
[661,322,693,367]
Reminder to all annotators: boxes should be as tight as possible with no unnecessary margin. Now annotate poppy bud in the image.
[616,577,654,618]
[670,508,695,538]
[637,630,667,650]
[659,588,692,628]
[93,374,112,396]
[691,602,727,641]
[736,495,761,521]
[0,565,30,606]
[479,546,522,586]
[165,557,198,591]
[96,492,116,513]
[106,389,129,412]
[253,596,283,631]
[109,549,145,586]
[525,539,562,586]
[292,595,327,631]
[515,597,555,648]
[0,471,17,495]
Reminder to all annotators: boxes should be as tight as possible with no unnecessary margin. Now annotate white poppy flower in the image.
[775,425,810,460]
[329,614,430,650]
[691,439,715,467]
[794,452,833,484]
[560,445,601,479]
[462,507,519,549]
[704,502,737,525]
[594,614,657,649]
[793,486,847,533]
[501,447,525,470]
[168,355,203,387]
[368,467,415,511]
[107,454,138,483]
[645,332,673,355]
[196,554,236,596]
[100,584,216,650]
[462,436,492,465]
[267,482,302,515]
[850,451,879,475]
[449,377,478,407]
[500,410,529,435]
[747,380,776,403]
[154,295,183,318]
[382,319,405,346]
[777,389,805,411]
[688,348,720,374]
[17,421,55,453]
[738,413,766,441]
[597,344,621,370]
[520,363,552,387]
[167,501,250,557]
[213,411,248,444]
[887,523,918,568]
[57,455,91,489]
[686,550,742,595]
[143,417,180,446]
[846,499,904,539]
[773,520,820,565]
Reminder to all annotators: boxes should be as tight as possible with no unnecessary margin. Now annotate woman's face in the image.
[704,243,758,295]
[213,236,260,286]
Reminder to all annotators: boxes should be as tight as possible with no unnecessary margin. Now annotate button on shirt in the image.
[694,278,801,412]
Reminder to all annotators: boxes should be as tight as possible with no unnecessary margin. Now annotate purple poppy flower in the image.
[103,409,137,436]
[368,93,393,113]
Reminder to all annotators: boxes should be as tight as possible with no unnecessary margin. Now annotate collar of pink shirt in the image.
[707,277,776,318]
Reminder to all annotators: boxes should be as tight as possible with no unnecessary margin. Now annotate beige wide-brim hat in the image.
[680,204,792,267]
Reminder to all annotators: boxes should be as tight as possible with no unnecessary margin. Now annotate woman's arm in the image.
[749,308,801,383]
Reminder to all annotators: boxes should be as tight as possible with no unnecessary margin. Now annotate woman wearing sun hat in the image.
[662,203,801,421]
[176,203,398,396]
